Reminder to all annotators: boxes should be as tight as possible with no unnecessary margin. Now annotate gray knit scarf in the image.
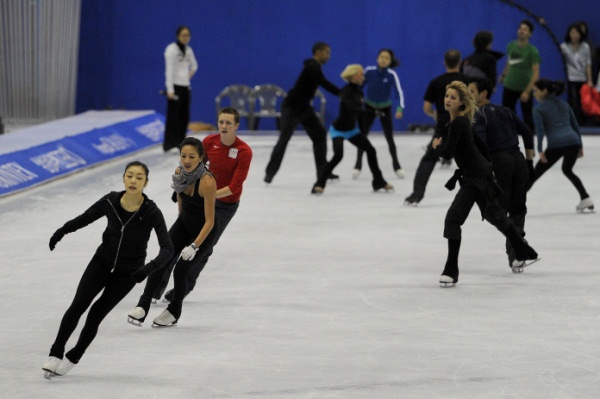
[171,162,207,193]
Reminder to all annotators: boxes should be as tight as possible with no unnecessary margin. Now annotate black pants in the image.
[50,255,137,363]
[163,85,191,151]
[355,105,401,171]
[265,105,328,179]
[490,150,529,259]
[567,81,586,125]
[502,87,534,132]
[316,135,386,190]
[410,137,441,199]
[141,217,219,319]
[154,201,239,297]
[530,145,589,200]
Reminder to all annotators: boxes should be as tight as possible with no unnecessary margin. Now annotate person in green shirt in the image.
[500,20,541,132]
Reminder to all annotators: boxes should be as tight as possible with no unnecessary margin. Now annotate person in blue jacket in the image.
[353,48,405,179]
[42,161,173,378]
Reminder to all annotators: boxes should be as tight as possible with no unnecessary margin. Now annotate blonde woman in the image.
[432,81,538,287]
[312,64,392,194]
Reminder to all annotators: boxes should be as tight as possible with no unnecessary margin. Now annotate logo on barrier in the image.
[0,162,39,188]
[93,134,136,154]
[136,119,164,142]
[30,146,87,174]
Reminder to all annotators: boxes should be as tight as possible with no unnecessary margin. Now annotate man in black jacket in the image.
[469,77,535,269]
[264,42,340,184]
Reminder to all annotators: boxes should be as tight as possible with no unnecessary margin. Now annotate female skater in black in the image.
[432,81,538,287]
[312,64,392,194]
[43,161,173,378]
[128,137,218,327]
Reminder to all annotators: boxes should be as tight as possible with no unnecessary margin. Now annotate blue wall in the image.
[76,0,599,130]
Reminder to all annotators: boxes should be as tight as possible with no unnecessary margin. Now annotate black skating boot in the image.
[440,238,460,287]
[504,226,537,264]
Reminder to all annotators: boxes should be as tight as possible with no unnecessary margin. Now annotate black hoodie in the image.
[57,191,173,275]
[283,58,340,110]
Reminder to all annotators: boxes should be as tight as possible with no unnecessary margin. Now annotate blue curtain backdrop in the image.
[76,0,599,130]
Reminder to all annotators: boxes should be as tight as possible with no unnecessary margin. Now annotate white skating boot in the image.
[395,168,405,179]
[42,356,61,379]
[152,309,177,327]
[54,357,76,376]
[127,307,146,327]
[576,197,594,213]
[352,169,361,179]
[439,275,456,288]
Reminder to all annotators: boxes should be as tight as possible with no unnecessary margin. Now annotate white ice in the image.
[1,131,599,398]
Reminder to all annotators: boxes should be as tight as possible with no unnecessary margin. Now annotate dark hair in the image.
[124,161,149,179]
[520,20,534,33]
[378,48,400,68]
[179,136,205,157]
[534,78,565,96]
[564,23,583,44]
[444,49,461,69]
[469,77,494,100]
[218,106,240,124]
[312,42,330,55]
[176,25,190,36]
[473,31,493,51]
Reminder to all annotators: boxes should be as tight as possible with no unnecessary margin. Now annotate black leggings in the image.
[316,135,386,190]
[355,105,401,170]
[529,145,589,200]
[140,218,218,319]
[50,255,137,363]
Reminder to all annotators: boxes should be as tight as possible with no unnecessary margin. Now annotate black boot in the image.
[504,226,537,261]
[440,238,461,285]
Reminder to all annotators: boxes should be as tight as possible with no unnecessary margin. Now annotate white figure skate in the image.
[576,197,594,213]
[42,356,61,379]
[152,309,177,328]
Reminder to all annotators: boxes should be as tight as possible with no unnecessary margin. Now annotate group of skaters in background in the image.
[42,19,597,378]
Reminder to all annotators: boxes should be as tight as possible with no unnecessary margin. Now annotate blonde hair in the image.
[340,64,363,82]
[446,80,476,123]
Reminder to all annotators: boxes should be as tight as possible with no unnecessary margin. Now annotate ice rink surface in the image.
[1,132,599,398]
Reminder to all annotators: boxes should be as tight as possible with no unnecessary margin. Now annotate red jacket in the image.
[580,84,600,117]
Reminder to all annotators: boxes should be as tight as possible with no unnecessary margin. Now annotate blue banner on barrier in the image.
[0,113,165,197]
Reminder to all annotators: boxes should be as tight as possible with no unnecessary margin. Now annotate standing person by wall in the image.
[163,25,198,152]
[353,48,405,179]
[529,79,594,213]
[560,23,593,126]
[264,42,341,185]
[500,20,541,132]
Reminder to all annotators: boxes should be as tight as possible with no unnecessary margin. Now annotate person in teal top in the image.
[500,20,541,132]
[528,79,594,213]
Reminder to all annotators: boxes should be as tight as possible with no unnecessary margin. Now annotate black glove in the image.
[49,228,66,251]
[130,268,148,283]
[526,160,535,181]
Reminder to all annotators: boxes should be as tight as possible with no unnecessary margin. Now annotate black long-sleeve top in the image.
[437,115,492,179]
[473,103,534,153]
[332,83,364,132]
[283,58,340,110]
[58,191,173,275]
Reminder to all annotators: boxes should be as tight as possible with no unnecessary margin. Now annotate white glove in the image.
[181,243,198,261]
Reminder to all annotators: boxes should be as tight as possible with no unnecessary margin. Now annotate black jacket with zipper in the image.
[58,191,173,275]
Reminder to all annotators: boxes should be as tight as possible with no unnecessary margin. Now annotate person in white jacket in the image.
[163,25,198,152]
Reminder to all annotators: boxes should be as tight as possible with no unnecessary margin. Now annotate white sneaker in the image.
[576,197,594,213]
[54,358,76,376]
[43,356,62,378]
[395,168,405,179]
[352,169,360,179]
[152,309,177,327]
[127,307,146,327]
